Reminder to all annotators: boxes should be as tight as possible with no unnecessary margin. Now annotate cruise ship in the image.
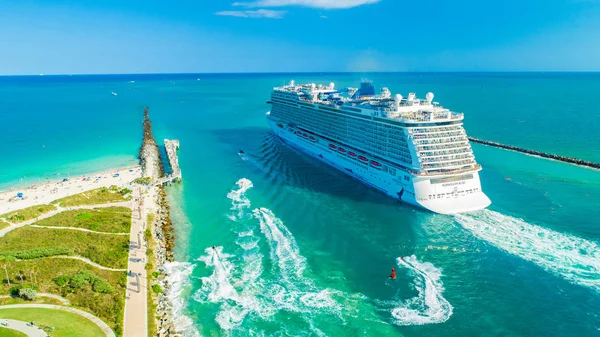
[265,80,491,214]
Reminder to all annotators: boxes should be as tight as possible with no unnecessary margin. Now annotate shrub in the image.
[119,188,132,196]
[92,278,114,294]
[54,275,70,287]
[151,284,163,294]
[151,271,161,279]
[0,248,73,260]
[18,287,37,300]
[133,177,152,185]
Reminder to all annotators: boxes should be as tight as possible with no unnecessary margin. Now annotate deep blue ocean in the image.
[1,73,599,336]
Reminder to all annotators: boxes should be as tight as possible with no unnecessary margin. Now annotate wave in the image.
[162,261,201,337]
[455,209,600,292]
[390,255,453,326]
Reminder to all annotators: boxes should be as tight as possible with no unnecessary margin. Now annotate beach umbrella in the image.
[17,192,23,198]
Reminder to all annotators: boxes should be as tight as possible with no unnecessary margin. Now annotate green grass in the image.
[34,207,132,233]
[0,248,73,260]
[0,227,129,269]
[0,296,64,306]
[0,258,126,335]
[0,205,57,224]
[0,308,106,337]
[146,215,157,337]
[0,327,27,337]
[0,220,9,230]
[51,186,131,207]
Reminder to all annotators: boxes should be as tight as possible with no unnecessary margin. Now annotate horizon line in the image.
[2,71,600,77]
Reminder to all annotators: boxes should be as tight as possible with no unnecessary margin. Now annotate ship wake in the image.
[455,209,600,292]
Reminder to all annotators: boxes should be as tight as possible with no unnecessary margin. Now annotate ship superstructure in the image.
[266,80,491,214]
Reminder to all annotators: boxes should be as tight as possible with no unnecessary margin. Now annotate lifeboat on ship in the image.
[302,133,308,138]
[370,160,382,169]
[348,152,357,159]
[309,136,316,142]
[358,156,368,163]
[338,147,346,154]
[329,144,337,150]
[295,131,302,136]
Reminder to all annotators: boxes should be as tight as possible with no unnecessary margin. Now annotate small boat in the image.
[358,156,368,162]
[309,136,316,141]
[111,92,117,96]
[338,148,346,153]
[348,152,357,158]
[371,160,382,168]
[296,131,302,136]
[329,144,337,150]
[239,149,245,155]
[302,133,308,138]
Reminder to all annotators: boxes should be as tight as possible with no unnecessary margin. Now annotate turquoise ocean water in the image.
[1,73,599,336]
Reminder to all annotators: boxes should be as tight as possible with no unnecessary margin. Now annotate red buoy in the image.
[390,268,396,279]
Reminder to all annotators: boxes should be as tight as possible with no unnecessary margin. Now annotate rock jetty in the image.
[468,137,600,170]
[140,107,165,178]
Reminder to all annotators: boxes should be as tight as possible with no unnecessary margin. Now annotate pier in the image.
[468,137,600,170]
[157,139,181,185]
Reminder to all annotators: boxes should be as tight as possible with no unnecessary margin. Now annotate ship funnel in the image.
[426,92,434,102]
[395,94,403,105]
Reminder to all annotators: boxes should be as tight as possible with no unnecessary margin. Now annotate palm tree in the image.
[2,264,10,287]
[18,270,24,283]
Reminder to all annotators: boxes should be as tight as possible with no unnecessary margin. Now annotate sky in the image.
[1,0,600,74]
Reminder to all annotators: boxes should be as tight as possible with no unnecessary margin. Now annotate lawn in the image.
[0,227,129,269]
[0,220,9,230]
[34,207,132,233]
[0,258,126,335]
[52,186,132,207]
[0,308,105,337]
[0,204,57,223]
[0,327,27,337]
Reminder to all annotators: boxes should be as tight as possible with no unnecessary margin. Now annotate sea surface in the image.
[1,73,599,336]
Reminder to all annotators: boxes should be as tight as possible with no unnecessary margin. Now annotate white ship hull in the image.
[267,114,491,214]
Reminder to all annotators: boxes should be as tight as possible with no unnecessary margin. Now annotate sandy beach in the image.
[0,166,142,213]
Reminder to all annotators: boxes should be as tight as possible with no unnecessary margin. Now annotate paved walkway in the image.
[0,201,130,238]
[0,304,116,337]
[0,318,47,336]
[122,186,148,337]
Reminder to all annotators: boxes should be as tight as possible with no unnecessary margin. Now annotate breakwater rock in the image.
[468,137,600,170]
[139,107,165,179]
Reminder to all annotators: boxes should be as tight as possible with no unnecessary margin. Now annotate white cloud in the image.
[319,15,328,18]
[215,9,286,18]
[232,0,379,9]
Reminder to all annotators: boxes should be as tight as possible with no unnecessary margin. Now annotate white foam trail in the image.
[391,255,453,326]
[253,207,306,279]
[162,261,201,337]
[226,178,254,220]
[252,207,341,319]
[455,209,600,292]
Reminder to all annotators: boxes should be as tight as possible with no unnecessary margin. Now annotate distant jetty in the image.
[468,137,600,170]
